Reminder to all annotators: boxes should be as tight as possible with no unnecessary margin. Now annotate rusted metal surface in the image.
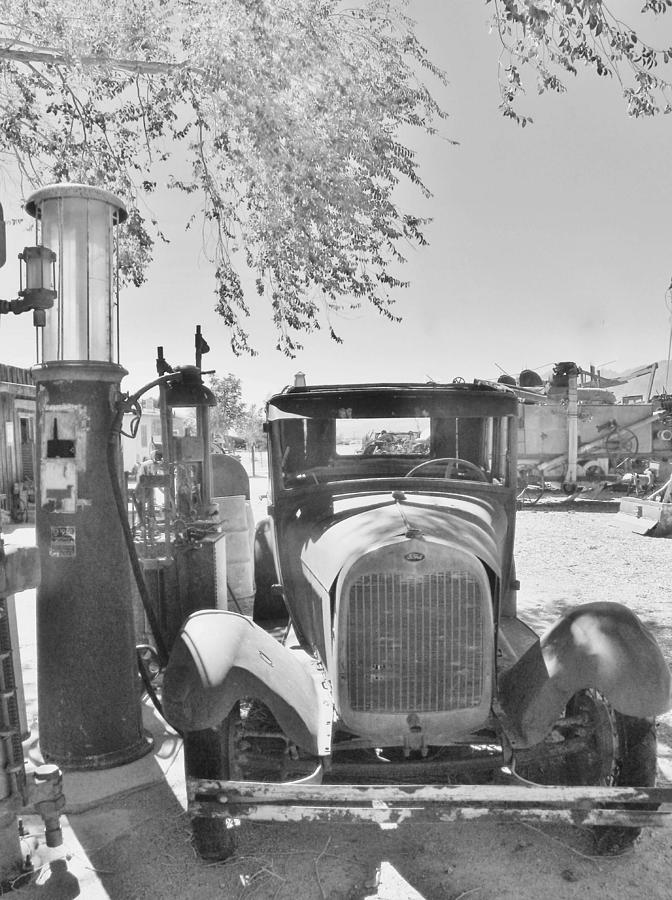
[34,368,151,769]
[187,778,672,828]
[189,803,671,828]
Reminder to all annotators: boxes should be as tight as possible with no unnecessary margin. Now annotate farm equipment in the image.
[619,475,672,536]
[162,379,672,860]
[513,362,672,498]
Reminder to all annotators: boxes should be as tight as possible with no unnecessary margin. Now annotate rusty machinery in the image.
[512,362,672,500]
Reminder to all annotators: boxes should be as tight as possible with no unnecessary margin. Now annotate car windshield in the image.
[268,391,514,489]
[335,418,429,457]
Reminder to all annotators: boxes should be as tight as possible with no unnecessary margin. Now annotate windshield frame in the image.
[266,384,518,492]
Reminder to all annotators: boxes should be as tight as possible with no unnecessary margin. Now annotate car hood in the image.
[300,491,509,592]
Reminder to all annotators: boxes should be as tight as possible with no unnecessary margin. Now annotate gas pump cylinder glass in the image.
[25,184,128,364]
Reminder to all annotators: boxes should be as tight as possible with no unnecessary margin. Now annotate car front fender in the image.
[162,610,330,756]
[499,601,672,747]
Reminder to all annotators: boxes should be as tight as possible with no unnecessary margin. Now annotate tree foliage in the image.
[236,403,265,449]
[491,0,672,125]
[3,1,672,357]
[0,0,447,355]
[208,373,264,448]
[208,372,246,438]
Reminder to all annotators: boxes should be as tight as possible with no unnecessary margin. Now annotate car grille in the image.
[345,572,486,713]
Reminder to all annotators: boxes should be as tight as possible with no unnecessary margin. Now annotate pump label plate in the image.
[50,526,76,558]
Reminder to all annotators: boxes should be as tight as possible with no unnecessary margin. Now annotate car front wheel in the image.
[515,689,657,855]
[185,699,321,861]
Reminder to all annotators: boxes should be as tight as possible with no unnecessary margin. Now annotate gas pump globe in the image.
[25,184,127,363]
[18,246,57,327]
[29,183,150,770]
[0,237,57,326]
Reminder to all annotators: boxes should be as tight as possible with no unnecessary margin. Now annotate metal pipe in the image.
[565,373,578,486]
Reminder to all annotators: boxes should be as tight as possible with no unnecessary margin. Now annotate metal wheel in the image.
[584,464,607,482]
[605,428,638,469]
[593,712,657,856]
[515,689,618,786]
[515,690,657,855]
[227,700,319,781]
[516,466,545,504]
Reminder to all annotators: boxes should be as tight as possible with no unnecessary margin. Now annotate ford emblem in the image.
[404,551,425,562]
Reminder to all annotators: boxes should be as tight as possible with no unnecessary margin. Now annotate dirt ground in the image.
[13,508,672,899]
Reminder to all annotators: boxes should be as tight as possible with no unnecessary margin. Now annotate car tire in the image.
[592,712,657,856]
[561,692,657,855]
[184,725,237,861]
[190,815,236,862]
[253,518,287,623]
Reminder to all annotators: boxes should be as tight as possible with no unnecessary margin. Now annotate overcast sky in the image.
[1,1,672,404]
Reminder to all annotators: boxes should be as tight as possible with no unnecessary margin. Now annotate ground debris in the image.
[560,868,580,882]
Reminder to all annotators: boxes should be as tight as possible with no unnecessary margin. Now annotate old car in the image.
[162,380,671,859]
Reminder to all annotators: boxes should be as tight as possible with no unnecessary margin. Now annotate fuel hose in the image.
[106,374,184,717]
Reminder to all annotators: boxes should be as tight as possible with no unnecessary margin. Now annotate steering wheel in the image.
[406,457,489,482]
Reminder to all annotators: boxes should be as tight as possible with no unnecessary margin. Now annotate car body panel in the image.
[162,610,332,756]
[499,601,672,746]
[300,492,507,592]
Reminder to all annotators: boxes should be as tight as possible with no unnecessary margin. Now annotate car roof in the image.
[267,381,518,418]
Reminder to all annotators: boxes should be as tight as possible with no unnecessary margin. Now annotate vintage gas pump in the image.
[130,339,233,655]
[28,184,151,769]
[124,326,258,666]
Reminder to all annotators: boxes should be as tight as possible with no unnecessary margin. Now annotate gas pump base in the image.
[40,737,154,772]
[33,362,152,770]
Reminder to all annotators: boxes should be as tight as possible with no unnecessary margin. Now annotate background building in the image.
[121,396,188,474]
[0,364,35,522]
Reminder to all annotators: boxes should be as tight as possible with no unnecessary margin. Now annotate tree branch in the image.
[0,44,195,77]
